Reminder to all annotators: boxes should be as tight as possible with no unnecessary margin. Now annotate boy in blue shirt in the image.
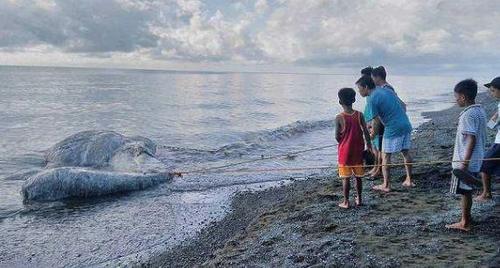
[447,79,487,231]
[357,68,414,192]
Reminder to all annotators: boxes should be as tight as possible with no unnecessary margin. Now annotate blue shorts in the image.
[382,133,411,153]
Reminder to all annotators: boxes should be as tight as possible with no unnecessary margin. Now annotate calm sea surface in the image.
[0,66,486,266]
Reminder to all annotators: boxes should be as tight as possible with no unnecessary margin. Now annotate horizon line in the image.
[0,63,355,76]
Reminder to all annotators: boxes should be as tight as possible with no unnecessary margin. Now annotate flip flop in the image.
[452,169,482,187]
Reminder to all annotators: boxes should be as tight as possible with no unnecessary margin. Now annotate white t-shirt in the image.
[452,104,487,172]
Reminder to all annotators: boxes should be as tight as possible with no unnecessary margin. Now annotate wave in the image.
[157,119,334,165]
[242,119,334,144]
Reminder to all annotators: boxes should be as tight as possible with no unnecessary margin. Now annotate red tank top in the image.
[338,111,364,165]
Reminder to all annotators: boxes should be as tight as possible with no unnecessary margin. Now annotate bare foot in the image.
[372,184,391,192]
[355,197,363,206]
[474,194,492,202]
[402,180,416,187]
[338,201,349,209]
[366,172,381,181]
[445,222,471,232]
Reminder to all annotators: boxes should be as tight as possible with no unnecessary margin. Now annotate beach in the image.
[2,1,499,267]
[143,92,499,267]
[0,68,497,267]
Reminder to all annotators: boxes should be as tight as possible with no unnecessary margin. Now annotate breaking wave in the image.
[157,119,334,165]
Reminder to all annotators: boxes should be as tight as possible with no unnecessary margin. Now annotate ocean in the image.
[0,65,483,266]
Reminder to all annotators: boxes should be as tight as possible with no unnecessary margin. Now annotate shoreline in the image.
[141,93,499,267]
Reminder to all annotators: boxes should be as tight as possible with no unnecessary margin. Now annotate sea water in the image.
[0,65,481,266]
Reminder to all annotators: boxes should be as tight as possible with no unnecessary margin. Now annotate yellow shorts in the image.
[338,164,364,178]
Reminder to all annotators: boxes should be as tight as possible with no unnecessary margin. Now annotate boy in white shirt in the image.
[447,79,487,232]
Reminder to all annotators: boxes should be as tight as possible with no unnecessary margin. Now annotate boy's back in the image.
[338,110,364,166]
[369,88,412,138]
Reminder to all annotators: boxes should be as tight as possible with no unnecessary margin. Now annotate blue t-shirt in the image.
[363,95,373,123]
[367,88,412,138]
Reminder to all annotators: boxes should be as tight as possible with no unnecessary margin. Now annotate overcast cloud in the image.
[0,0,499,70]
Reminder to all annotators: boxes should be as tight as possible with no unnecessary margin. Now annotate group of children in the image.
[335,67,499,231]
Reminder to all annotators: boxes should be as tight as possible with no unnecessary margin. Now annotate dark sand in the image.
[142,93,499,267]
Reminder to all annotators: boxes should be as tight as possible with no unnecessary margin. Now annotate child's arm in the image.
[359,113,373,151]
[461,134,477,170]
[335,114,343,143]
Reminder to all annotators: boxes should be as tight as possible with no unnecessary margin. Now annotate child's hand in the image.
[459,161,469,171]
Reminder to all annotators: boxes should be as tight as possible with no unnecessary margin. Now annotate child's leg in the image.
[476,172,492,201]
[476,144,499,201]
[463,192,473,227]
[339,177,350,209]
[377,150,383,172]
[355,177,363,206]
[382,152,391,188]
[368,148,379,175]
[370,149,382,176]
[376,150,383,175]
[373,152,391,192]
[401,149,415,187]
[446,192,472,231]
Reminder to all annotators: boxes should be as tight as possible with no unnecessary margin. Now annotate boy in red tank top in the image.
[335,88,373,209]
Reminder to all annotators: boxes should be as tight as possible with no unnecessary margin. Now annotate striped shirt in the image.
[452,104,487,172]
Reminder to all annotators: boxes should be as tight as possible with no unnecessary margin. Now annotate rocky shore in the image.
[142,93,499,267]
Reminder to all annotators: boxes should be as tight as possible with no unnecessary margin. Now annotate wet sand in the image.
[143,93,499,267]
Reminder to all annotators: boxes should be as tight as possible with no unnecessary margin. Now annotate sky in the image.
[0,0,499,73]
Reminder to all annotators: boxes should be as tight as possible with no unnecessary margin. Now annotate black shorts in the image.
[480,144,500,176]
[450,172,478,195]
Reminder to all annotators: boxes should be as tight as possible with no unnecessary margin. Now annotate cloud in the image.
[255,0,500,65]
[0,0,499,68]
[0,0,157,52]
[150,3,262,62]
[254,0,268,14]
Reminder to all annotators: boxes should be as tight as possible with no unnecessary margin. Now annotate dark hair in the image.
[361,66,373,76]
[371,66,387,80]
[355,75,376,89]
[338,88,356,106]
[454,79,478,101]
